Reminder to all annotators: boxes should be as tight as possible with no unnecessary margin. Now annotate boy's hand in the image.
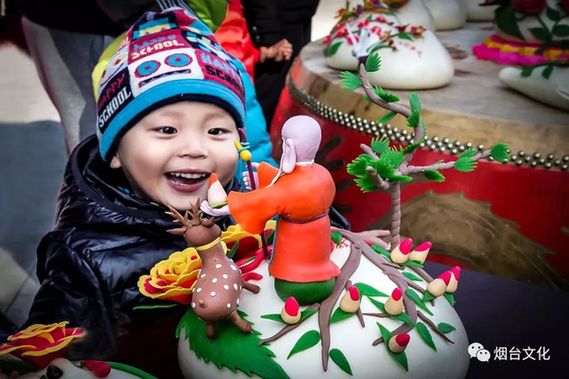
[242,162,260,190]
[259,39,293,62]
[200,201,230,217]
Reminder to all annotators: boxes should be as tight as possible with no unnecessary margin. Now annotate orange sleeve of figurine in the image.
[257,162,279,188]
[227,187,279,234]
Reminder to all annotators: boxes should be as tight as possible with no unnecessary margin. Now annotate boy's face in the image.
[110,101,239,211]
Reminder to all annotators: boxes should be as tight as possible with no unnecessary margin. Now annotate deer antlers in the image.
[165,198,214,235]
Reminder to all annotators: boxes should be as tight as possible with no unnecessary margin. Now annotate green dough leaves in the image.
[177,309,289,379]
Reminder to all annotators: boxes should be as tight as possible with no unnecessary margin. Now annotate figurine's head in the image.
[93,7,245,210]
[279,116,322,173]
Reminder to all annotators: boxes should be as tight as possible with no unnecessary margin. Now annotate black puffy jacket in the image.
[24,135,240,368]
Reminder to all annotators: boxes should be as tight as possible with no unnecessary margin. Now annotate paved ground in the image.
[0,43,64,325]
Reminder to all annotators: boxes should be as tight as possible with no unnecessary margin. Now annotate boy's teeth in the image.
[171,172,208,179]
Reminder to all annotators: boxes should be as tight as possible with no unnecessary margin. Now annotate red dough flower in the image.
[427,271,451,297]
[348,285,360,301]
[281,297,301,324]
[388,333,410,353]
[0,322,85,369]
[513,0,547,14]
[447,266,461,293]
[409,25,426,36]
[384,287,404,315]
[340,285,361,313]
[390,238,412,264]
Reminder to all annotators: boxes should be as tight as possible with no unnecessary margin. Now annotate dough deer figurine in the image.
[166,200,260,338]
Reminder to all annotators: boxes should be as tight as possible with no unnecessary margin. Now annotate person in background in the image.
[216,0,295,74]
[20,0,140,152]
[242,0,319,127]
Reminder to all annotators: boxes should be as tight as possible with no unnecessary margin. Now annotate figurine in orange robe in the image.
[202,116,340,304]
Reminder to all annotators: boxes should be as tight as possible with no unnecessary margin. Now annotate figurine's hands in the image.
[356,229,391,250]
[200,201,231,217]
[242,162,260,190]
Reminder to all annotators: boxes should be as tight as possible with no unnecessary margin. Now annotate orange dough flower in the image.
[138,247,202,304]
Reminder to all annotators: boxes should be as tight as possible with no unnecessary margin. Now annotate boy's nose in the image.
[177,136,208,158]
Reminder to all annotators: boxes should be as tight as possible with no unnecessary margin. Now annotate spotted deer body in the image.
[166,200,259,338]
[191,235,248,327]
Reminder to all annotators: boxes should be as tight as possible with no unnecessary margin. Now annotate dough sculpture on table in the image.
[323,0,455,90]
[172,57,509,378]
[473,0,569,110]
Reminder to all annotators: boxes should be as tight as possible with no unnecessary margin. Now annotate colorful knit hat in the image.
[95,4,246,161]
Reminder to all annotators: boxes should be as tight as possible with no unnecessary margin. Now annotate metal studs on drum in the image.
[288,84,568,170]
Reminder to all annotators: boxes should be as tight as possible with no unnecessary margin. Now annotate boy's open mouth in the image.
[166,171,211,192]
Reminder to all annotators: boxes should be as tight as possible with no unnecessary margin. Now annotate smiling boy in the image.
[21,5,271,375]
[110,101,240,210]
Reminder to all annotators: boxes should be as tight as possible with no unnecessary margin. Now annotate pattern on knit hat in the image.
[96,7,246,161]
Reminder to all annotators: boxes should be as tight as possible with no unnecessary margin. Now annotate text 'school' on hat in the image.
[95,5,246,161]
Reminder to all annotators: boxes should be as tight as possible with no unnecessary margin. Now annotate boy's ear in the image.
[110,154,122,169]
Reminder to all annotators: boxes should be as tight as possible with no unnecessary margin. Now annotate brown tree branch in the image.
[356,61,425,165]
[361,144,379,160]
[259,303,320,344]
[366,166,390,192]
[403,161,455,175]
[333,230,419,346]
[409,267,434,283]
[404,116,425,165]
[401,150,491,175]
[389,183,402,246]
[362,312,389,318]
[331,227,390,250]
[417,311,454,344]
[319,243,363,370]
[356,305,366,327]
[384,261,403,270]
[404,278,425,294]
[358,64,411,118]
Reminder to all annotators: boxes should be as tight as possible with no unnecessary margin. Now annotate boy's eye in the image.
[208,128,228,136]
[156,126,177,134]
